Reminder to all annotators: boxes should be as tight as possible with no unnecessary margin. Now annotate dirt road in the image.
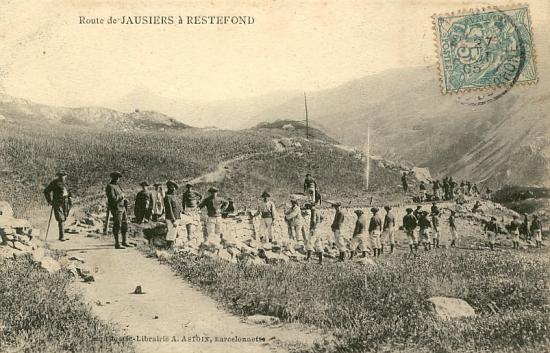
[48,232,321,353]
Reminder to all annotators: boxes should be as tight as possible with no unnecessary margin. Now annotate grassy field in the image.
[0,255,134,353]
[0,120,273,216]
[164,248,549,353]
[0,119,408,217]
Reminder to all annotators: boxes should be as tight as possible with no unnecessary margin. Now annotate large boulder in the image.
[428,297,476,319]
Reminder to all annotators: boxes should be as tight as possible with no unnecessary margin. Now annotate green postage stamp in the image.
[434,5,538,94]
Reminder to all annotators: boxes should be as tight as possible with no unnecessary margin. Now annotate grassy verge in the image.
[164,249,549,353]
[0,256,134,353]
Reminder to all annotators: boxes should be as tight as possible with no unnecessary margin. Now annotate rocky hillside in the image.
[0,93,191,130]
[252,65,550,188]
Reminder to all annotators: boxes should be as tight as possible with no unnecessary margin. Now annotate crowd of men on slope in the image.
[41,171,544,261]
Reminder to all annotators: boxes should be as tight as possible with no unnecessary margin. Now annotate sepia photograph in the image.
[0,1,548,352]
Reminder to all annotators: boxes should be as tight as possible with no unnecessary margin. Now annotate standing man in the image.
[484,216,498,251]
[43,171,72,242]
[449,177,456,200]
[105,171,129,249]
[255,191,276,243]
[382,206,396,254]
[303,173,317,204]
[164,180,181,249]
[151,183,165,221]
[433,180,441,200]
[431,211,440,249]
[134,181,152,224]
[510,215,521,250]
[181,183,202,241]
[369,207,383,257]
[330,202,346,261]
[198,187,228,243]
[418,211,432,251]
[419,181,427,202]
[350,210,369,259]
[449,210,458,247]
[403,208,418,253]
[442,177,450,200]
[521,213,531,240]
[531,215,543,249]
[284,196,304,241]
[305,203,324,264]
[401,172,408,193]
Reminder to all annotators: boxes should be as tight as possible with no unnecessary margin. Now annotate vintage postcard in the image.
[0,1,548,353]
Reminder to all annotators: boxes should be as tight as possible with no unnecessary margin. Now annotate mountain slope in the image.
[253,65,550,187]
[0,93,191,130]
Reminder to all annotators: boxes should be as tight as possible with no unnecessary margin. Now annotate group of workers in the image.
[41,171,544,260]
[402,173,491,203]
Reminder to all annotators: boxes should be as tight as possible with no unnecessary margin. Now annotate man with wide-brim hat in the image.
[403,207,418,253]
[484,216,498,250]
[530,214,543,249]
[330,202,346,261]
[305,202,324,264]
[105,171,129,249]
[369,207,383,257]
[350,209,369,259]
[134,181,153,224]
[382,206,396,254]
[418,210,432,251]
[181,183,202,241]
[198,186,228,243]
[164,180,181,249]
[255,191,276,243]
[43,170,72,241]
[285,195,304,241]
[509,214,521,250]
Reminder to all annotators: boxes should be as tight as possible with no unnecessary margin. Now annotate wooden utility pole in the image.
[365,123,370,190]
[304,92,309,139]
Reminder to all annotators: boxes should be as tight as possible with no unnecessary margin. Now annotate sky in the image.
[0,0,548,107]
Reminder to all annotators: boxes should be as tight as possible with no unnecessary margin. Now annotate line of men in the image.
[43,171,544,255]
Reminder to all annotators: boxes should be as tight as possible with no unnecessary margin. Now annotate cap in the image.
[354,209,364,215]
[384,206,391,211]
[56,170,67,176]
[416,205,422,208]
[139,181,149,187]
[491,216,497,221]
[153,183,162,187]
[332,201,342,207]
[513,214,518,219]
[110,171,122,179]
[405,208,413,213]
[185,183,193,188]
[290,195,298,202]
[422,211,429,215]
[166,180,179,189]
[261,191,271,198]
[370,207,379,213]
[208,186,219,193]
[305,173,311,176]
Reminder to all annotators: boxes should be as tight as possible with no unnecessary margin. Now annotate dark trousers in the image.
[111,210,128,244]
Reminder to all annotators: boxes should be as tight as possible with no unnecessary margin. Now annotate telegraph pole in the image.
[365,123,370,190]
[304,92,309,139]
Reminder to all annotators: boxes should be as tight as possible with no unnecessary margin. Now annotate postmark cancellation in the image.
[433,5,538,94]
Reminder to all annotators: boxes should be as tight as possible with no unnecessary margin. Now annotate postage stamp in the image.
[434,5,538,94]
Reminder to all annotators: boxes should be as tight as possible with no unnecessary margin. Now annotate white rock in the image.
[39,257,61,274]
[428,297,476,319]
[245,315,280,325]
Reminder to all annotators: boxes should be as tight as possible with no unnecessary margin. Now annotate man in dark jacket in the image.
[164,180,181,249]
[401,172,408,193]
[369,207,383,257]
[43,171,72,241]
[303,173,317,204]
[403,208,418,253]
[484,216,498,251]
[134,181,153,224]
[198,187,228,242]
[531,215,543,249]
[330,202,346,261]
[105,171,129,249]
[418,211,432,251]
[350,209,368,259]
